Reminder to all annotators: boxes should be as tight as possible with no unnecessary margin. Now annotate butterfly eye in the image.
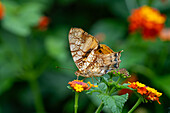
[114,53,118,57]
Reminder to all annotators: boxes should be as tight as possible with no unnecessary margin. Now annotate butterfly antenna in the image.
[56,66,76,71]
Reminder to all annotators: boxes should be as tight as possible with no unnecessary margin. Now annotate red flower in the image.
[0,2,4,20]
[38,16,50,31]
[128,6,166,40]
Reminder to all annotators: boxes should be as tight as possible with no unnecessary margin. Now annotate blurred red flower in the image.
[38,16,50,31]
[128,6,166,40]
[0,2,4,20]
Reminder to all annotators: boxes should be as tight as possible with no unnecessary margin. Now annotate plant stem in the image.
[128,98,142,113]
[109,77,121,95]
[74,92,79,113]
[29,78,46,113]
[95,102,104,113]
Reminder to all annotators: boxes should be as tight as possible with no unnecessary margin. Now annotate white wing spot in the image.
[73,56,81,62]
[77,51,83,56]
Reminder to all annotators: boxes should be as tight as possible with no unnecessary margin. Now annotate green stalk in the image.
[29,78,46,113]
[74,92,79,113]
[95,77,121,113]
[109,77,121,95]
[95,102,104,113]
[128,98,142,113]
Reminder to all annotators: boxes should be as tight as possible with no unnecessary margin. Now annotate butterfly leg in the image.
[82,77,87,81]
[94,76,99,82]
[91,77,94,84]
[77,75,79,80]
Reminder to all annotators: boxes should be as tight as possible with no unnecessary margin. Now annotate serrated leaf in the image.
[100,76,109,85]
[98,83,107,93]
[98,93,128,113]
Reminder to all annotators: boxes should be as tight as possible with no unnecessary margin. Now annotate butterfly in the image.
[69,28,123,78]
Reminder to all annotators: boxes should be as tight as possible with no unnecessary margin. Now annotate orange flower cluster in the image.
[0,2,4,20]
[128,81,162,104]
[128,6,166,39]
[68,80,98,92]
[38,16,50,31]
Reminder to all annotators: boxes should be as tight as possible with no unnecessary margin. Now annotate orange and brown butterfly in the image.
[68,28,123,78]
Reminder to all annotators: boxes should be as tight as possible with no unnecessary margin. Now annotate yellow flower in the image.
[74,84,84,92]
[140,6,166,24]
[135,81,145,87]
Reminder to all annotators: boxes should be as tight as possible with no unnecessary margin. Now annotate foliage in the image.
[0,0,170,113]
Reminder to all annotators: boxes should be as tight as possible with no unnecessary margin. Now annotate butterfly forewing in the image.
[69,28,98,71]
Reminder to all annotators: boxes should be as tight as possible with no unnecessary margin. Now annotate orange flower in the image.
[38,16,50,31]
[68,80,98,92]
[137,87,147,95]
[128,6,166,40]
[128,81,162,104]
[0,2,4,20]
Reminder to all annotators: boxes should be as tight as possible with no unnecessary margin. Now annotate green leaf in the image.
[118,83,135,91]
[98,83,107,93]
[2,1,43,36]
[67,86,72,90]
[0,79,15,96]
[98,93,128,113]
[45,28,68,64]
[100,76,109,85]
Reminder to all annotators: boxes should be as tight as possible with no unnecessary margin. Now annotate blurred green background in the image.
[0,0,170,113]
